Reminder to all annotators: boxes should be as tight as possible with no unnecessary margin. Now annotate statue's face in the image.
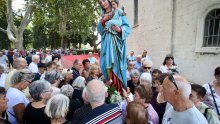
[111,2,117,9]
[98,0,110,10]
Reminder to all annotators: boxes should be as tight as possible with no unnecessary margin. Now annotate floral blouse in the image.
[203,81,220,116]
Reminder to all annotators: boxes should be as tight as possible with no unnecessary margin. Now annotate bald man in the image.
[82,80,123,124]
[5,58,27,89]
[162,75,208,124]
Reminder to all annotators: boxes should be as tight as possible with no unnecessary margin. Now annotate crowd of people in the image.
[0,47,219,124]
[1,0,219,123]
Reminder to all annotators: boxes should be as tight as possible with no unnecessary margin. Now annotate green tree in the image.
[0,0,36,50]
[0,0,11,49]
[33,0,99,50]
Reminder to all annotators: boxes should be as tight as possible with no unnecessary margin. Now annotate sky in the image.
[12,0,26,12]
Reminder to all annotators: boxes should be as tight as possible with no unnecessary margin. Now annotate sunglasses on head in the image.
[143,66,151,69]
[168,74,178,90]
[19,71,35,81]
[23,79,32,84]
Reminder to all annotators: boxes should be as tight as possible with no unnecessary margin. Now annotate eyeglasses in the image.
[23,79,32,84]
[143,66,151,69]
[168,74,178,90]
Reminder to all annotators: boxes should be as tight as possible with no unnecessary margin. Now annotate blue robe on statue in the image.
[98,9,131,90]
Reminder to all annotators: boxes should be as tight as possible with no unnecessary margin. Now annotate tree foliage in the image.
[0,0,100,50]
[0,0,10,49]
[0,0,36,50]
[32,0,100,50]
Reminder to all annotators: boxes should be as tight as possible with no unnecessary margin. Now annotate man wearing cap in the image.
[32,63,46,82]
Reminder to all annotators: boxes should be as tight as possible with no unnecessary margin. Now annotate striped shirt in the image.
[82,104,123,124]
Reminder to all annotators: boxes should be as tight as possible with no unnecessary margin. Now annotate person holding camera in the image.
[159,54,178,74]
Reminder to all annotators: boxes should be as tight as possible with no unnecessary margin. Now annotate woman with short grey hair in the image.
[60,84,83,121]
[45,94,69,124]
[72,76,86,89]
[6,69,34,124]
[127,69,140,94]
[71,76,86,103]
[23,80,52,124]
[130,69,140,78]
[45,71,62,95]
[61,84,74,98]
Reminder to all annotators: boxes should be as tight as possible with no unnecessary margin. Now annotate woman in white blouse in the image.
[159,54,178,74]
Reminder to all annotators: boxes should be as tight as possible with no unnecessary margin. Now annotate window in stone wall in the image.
[203,9,220,47]
[134,0,138,26]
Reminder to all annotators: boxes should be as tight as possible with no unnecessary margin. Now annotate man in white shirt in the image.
[0,51,8,70]
[28,55,40,73]
[161,75,208,124]
[88,52,97,64]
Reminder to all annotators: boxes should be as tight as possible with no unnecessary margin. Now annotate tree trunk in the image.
[79,43,81,49]
[59,8,67,51]
[13,29,24,50]
[0,0,35,50]
[15,31,24,50]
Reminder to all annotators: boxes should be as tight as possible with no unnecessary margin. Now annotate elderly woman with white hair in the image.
[140,72,152,87]
[45,94,69,124]
[60,85,83,121]
[71,76,86,103]
[23,80,52,124]
[58,69,73,88]
[126,61,135,81]
[87,64,99,82]
[127,69,140,94]
[6,69,34,124]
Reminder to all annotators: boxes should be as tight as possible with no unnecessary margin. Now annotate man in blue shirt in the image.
[135,55,142,70]
[127,51,136,61]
